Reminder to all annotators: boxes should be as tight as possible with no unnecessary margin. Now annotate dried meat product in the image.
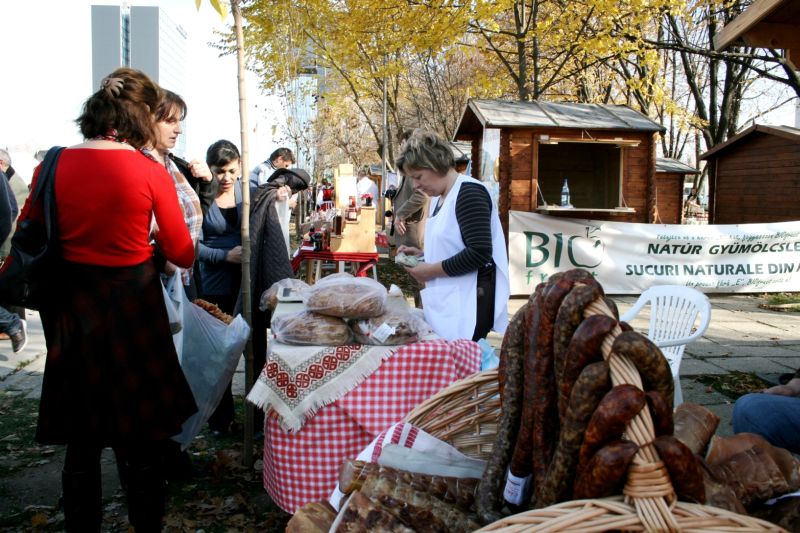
[349,307,425,345]
[271,310,352,346]
[476,303,527,524]
[538,361,611,506]
[338,460,479,511]
[260,278,309,311]
[573,440,639,500]
[504,288,543,509]
[360,474,482,533]
[304,276,387,318]
[374,495,450,533]
[653,435,706,504]
[611,331,674,408]
[710,446,790,506]
[552,280,603,384]
[577,384,645,474]
[698,457,747,515]
[673,402,720,456]
[193,298,234,324]
[646,390,674,437]
[337,491,415,533]
[286,501,337,533]
[558,314,617,420]
[706,433,800,492]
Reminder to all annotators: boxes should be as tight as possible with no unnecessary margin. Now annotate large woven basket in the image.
[403,297,787,532]
[404,368,500,461]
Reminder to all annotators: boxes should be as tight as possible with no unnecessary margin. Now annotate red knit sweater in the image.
[22,148,194,268]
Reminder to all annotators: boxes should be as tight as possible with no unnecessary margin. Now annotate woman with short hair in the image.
[395,130,510,341]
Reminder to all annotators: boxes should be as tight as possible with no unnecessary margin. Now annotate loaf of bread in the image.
[271,310,353,346]
[349,307,424,345]
[304,276,387,319]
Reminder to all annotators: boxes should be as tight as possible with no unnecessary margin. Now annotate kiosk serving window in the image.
[537,141,623,210]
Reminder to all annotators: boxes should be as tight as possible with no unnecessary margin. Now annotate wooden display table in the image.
[291,250,379,284]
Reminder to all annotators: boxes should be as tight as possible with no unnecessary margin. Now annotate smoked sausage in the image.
[653,435,706,504]
[537,361,611,506]
[611,331,674,408]
[577,384,645,474]
[552,281,604,382]
[475,303,527,524]
[646,390,674,437]
[557,314,617,420]
[573,440,639,500]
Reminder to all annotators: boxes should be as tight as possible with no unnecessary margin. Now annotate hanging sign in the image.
[508,211,800,294]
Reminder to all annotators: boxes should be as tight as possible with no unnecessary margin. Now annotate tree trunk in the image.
[231,0,255,468]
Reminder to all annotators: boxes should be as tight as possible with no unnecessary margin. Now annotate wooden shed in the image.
[715,0,800,66]
[453,99,666,235]
[655,157,701,224]
[699,124,800,224]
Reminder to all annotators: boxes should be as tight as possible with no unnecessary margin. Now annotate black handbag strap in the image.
[31,146,64,241]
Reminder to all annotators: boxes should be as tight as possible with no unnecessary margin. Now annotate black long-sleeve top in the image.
[432,181,494,278]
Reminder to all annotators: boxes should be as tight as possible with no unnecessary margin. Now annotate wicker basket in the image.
[404,368,500,461]
[403,297,787,533]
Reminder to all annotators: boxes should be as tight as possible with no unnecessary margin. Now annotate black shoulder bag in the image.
[0,146,64,310]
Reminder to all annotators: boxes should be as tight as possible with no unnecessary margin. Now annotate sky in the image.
[0,0,286,182]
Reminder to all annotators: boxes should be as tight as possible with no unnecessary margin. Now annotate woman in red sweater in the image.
[24,68,196,532]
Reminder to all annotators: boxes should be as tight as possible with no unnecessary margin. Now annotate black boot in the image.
[61,468,102,533]
[126,464,166,532]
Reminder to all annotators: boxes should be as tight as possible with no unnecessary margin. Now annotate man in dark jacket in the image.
[0,169,26,352]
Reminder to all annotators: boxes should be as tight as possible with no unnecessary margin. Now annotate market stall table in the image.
[291,249,379,284]
[248,337,481,513]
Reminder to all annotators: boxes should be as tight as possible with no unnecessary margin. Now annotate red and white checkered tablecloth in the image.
[263,338,481,513]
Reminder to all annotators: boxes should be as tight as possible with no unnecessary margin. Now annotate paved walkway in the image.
[2,295,798,437]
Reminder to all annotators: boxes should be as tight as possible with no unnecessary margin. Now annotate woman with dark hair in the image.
[198,139,243,434]
[395,130,509,342]
[28,67,196,532]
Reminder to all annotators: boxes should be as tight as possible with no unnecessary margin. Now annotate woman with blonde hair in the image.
[26,67,196,532]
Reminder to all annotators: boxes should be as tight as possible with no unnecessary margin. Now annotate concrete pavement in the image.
[2,295,799,437]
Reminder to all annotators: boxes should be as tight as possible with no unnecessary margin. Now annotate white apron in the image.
[421,175,510,340]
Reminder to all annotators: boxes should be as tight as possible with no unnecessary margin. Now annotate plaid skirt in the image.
[36,259,197,445]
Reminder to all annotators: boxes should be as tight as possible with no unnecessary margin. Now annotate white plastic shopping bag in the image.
[165,271,251,449]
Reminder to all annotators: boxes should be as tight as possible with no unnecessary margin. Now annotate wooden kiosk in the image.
[453,99,667,235]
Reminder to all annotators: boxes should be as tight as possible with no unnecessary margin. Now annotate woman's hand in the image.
[164,261,177,275]
[395,218,407,235]
[396,245,422,257]
[189,159,213,182]
[404,261,444,283]
[277,185,291,201]
[226,245,243,264]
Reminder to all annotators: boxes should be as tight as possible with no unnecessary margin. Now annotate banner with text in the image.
[509,211,800,295]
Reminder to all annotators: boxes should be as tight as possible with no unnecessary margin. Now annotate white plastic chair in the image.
[619,286,711,407]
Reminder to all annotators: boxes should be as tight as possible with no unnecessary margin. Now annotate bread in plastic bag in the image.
[260,278,310,311]
[271,310,353,345]
[303,275,387,318]
[349,307,425,345]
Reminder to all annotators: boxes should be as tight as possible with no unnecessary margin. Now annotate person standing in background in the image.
[198,139,243,436]
[248,147,295,189]
[0,167,27,353]
[0,148,31,324]
[30,67,196,532]
[249,147,297,255]
[356,166,378,206]
[147,90,212,299]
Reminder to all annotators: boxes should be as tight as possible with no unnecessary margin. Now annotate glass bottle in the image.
[561,178,571,207]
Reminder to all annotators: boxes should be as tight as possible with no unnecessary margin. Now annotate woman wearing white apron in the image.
[395,131,509,341]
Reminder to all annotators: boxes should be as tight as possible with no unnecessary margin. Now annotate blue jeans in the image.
[0,305,21,334]
[732,393,800,454]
